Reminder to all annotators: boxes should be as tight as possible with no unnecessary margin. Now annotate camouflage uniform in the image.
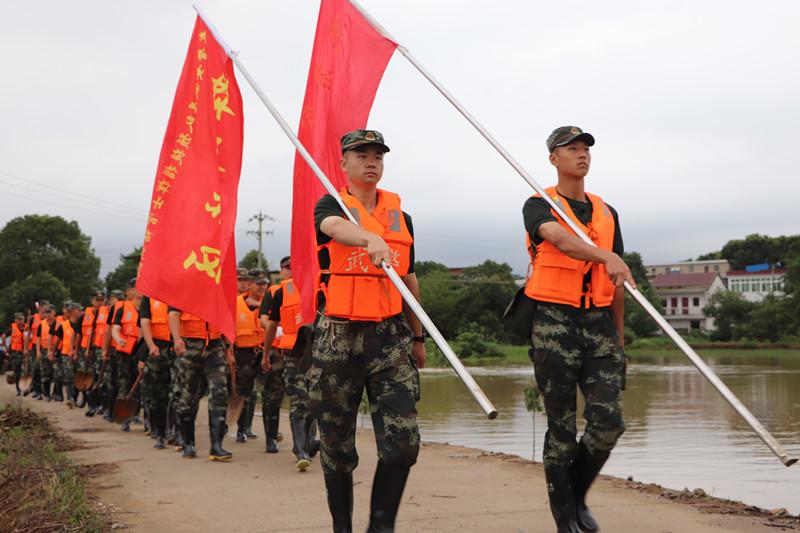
[115,351,138,399]
[284,355,309,422]
[308,314,420,474]
[102,349,119,400]
[173,338,228,419]
[233,347,258,398]
[530,302,625,466]
[9,351,23,389]
[261,349,286,414]
[143,342,172,410]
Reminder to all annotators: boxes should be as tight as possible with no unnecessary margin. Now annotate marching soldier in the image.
[522,126,633,533]
[8,313,26,396]
[84,292,110,417]
[167,308,233,461]
[232,268,262,443]
[258,278,286,455]
[139,295,173,449]
[241,268,268,440]
[76,292,103,408]
[23,304,45,398]
[36,305,56,401]
[311,130,425,532]
[100,290,125,421]
[51,302,83,407]
[261,256,318,472]
[111,281,142,431]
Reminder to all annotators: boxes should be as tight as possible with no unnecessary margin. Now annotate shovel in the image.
[113,368,144,424]
[73,370,94,391]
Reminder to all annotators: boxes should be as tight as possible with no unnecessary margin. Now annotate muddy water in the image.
[413,351,800,514]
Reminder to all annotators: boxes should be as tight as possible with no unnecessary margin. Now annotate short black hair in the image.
[280,256,291,268]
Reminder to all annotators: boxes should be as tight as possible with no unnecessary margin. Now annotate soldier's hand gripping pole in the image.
[343,0,796,465]
[193,5,497,419]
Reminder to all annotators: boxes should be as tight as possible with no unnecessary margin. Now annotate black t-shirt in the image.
[258,290,273,317]
[267,288,283,322]
[112,305,124,325]
[523,193,624,255]
[52,320,81,340]
[313,194,416,274]
[139,296,152,320]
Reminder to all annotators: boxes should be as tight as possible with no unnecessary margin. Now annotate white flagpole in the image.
[344,0,797,466]
[193,4,498,420]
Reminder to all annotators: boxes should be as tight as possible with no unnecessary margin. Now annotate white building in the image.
[726,269,785,302]
[645,259,730,279]
[651,272,726,332]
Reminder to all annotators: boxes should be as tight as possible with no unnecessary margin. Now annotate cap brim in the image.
[555,132,595,149]
[342,141,390,154]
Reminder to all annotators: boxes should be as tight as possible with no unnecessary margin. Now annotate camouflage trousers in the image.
[308,314,420,474]
[233,347,259,398]
[284,355,309,422]
[144,341,174,412]
[530,303,626,468]
[9,351,23,382]
[74,349,92,374]
[54,354,74,386]
[116,353,138,399]
[261,349,286,413]
[173,338,228,419]
[102,350,119,398]
[40,355,54,382]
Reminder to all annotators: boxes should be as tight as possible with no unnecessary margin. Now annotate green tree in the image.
[418,270,464,339]
[105,248,141,292]
[414,260,449,277]
[0,215,100,303]
[239,249,269,271]
[622,252,663,338]
[703,291,757,341]
[696,251,722,260]
[0,272,69,328]
[719,234,800,270]
[456,260,518,342]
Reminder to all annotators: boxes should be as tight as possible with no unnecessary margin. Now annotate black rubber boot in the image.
[42,381,52,402]
[236,407,248,443]
[265,407,280,453]
[103,394,115,422]
[152,406,167,449]
[208,412,233,461]
[544,464,581,533]
[573,442,610,533]
[324,472,353,533]
[181,416,196,458]
[305,417,320,458]
[53,381,63,402]
[244,397,257,439]
[290,418,311,471]
[367,460,411,533]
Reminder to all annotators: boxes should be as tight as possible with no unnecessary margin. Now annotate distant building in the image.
[645,259,730,279]
[726,268,785,302]
[650,272,726,332]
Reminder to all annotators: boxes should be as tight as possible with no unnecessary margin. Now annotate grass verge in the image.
[0,404,110,533]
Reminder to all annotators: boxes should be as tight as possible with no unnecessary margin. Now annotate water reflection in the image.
[413,353,800,513]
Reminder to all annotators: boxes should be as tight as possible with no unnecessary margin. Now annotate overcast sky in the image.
[2,1,798,277]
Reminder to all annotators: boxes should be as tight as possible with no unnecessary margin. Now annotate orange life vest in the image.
[80,307,96,349]
[234,293,260,348]
[117,301,140,355]
[11,323,24,352]
[29,314,41,350]
[92,305,110,348]
[179,312,221,341]
[524,187,617,309]
[110,301,124,349]
[268,285,281,348]
[323,188,413,322]
[39,320,51,349]
[278,279,303,350]
[148,299,171,342]
[60,320,75,356]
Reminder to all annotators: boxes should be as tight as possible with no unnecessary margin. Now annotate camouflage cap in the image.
[110,289,125,299]
[127,277,137,288]
[237,267,251,280]
[546,126,595,153]
[341,129,390,154]
[14,312,25,320]
[67,301,82,311]
[248,268,265,278]
[93,290,106,299]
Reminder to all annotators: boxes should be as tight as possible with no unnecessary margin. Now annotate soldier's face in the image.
[15,317,23,327]
[238,279,249,293]
[253,282,267,298]
[550,140,591,178]
[340,146,385,186]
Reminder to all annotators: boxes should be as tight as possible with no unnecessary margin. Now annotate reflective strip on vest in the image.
[324,188,413,321]
[524,187,616,308]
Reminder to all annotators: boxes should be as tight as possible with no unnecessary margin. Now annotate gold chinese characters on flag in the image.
[137,16,243,339]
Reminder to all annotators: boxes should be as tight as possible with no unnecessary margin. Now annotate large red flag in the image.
[291,0,397,323]
[137,16,243,339]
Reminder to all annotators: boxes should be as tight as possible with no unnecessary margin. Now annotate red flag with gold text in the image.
[291,0,397,323]
[137,16,243,339]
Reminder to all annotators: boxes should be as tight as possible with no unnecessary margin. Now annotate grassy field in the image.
[0,405,109,532]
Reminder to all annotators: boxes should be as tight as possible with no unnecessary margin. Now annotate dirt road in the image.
[1,385,793,532]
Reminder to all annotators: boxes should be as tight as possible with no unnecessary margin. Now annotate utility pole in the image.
[247,210,274,269]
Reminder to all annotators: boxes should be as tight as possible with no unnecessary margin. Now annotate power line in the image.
[246,210,275,269]
[2,191,143,222]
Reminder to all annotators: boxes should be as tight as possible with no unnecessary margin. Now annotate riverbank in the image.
[1,385,796,532]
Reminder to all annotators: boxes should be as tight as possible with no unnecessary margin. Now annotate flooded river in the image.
[412,351,800,514]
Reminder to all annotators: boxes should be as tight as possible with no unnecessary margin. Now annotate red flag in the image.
[137,16,243,339]
[291,0,397,323]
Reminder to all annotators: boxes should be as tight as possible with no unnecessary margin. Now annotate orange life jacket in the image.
[234,293,260,348]
[268,285,281,348]
[148,299,171,342]
[92,305,110,348]
[117,301,140,355]
[80,307,96,349]
[39,320,51,350]
[278,279,303,350]
[323,188,413,322]
[60,320,75,356]
[29,314,41,350]
[110,301,124,349]
[179,312,221,341]
[11,323,24,352]
[524,187,616,309]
